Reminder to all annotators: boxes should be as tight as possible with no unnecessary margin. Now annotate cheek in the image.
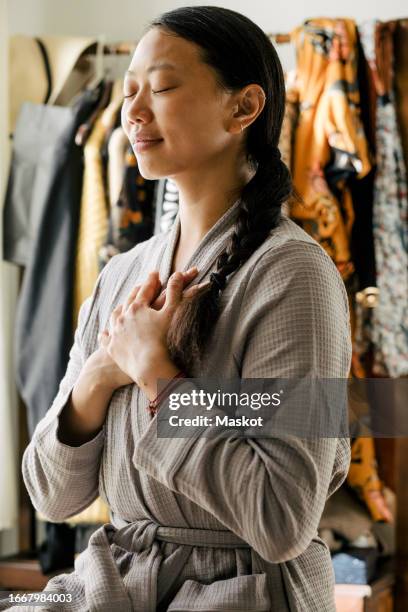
[164,97,226,149]
[121,103,130,137]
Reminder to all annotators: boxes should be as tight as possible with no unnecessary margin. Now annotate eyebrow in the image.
[125,63,177,77]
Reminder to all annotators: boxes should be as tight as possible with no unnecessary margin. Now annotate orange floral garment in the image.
[290,19,372,280]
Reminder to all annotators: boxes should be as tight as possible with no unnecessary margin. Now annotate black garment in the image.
[153,177,179,235]
[99,146,156,268]
[349,32,377,291]
[9,89,100,436]
[38,523,75,574]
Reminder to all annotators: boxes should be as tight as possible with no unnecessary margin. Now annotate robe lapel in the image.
[159,198,242,287]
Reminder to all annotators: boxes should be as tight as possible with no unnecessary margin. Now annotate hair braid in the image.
[167,146,293,374]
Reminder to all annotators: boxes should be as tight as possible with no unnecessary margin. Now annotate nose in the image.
[123,92,153,126]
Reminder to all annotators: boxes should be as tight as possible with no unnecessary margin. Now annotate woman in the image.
[18,7,351,611]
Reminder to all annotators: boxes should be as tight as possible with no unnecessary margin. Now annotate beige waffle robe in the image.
[20,200,351,611]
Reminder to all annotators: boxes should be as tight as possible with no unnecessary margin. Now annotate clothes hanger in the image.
[86,34,106,92]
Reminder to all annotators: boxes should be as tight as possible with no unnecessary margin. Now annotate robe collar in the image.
[159,198,242,286]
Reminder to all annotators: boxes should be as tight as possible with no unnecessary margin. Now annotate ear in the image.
[229,85,266,134]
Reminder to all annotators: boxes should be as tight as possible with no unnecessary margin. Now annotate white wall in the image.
[1,0,19,556]
[7,0,408,39]
[8,0,408,76]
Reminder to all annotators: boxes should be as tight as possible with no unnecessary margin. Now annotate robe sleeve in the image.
[133,240,352,563]
[22,269,107,523]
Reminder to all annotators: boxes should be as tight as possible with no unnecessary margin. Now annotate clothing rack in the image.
[86,32,292,56]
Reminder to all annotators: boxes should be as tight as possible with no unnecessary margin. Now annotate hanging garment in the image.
[347,436,393,523]
[8,35,97,134]
[279,70,299,172]
[99,144,156,268]
[9,90,100,437]
[108,126,128,207]
[8,36,50,134]
[290,19,372,281]
[3,104,73,266]
[97,126,128,266]
[17,201,351,611]
[153,177,179,234]
[73,83,123,326]
[394,20,408,184]
[349,31,377,292]
[38,522,76,575]
[359,20,408,377]
[279,71,299,217]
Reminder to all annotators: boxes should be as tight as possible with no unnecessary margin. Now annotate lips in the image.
[136,137,163,142]
[133,138,164,153]
[132,132,163,143]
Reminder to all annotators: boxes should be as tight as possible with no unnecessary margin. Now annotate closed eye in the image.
[123,87,177,99]
[151,87,176,94]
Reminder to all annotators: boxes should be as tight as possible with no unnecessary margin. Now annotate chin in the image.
[136,164,168,181]
[136,157,186,181]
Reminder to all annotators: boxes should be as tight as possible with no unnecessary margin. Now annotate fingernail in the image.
[186,266,198,273]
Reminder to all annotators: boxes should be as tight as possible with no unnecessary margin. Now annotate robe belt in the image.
[111,515,251,549]
[75,518,262,611]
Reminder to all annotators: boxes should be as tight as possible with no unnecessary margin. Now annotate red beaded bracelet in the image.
[148,371,186,418]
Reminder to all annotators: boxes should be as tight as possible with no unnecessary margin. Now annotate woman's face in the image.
[122,27,238,180]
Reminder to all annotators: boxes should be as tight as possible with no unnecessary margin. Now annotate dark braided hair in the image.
[149,6,294,374]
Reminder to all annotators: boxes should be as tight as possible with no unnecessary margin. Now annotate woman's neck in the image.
[169,157,254,272]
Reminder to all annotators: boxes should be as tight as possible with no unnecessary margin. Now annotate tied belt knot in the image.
[78,517,261,611]
[110,516,251,551]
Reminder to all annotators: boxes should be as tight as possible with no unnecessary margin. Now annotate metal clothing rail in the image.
[86,32,292,55]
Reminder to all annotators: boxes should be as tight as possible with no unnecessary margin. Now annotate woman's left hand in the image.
[99,270,192,388]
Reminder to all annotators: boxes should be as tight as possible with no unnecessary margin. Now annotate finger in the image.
[163,272,184,312]
[125,285,141,310]
[110,304,123,327]
[135,271,161,306]
[98,329,110,347]
[151,289,166,311]
[182,282,208,299]
[181,266,199,285]
[152,277,204,311]
[148,268,197,307]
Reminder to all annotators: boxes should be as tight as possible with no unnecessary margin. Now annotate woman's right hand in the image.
[82,344,134,392]
[89,267,201,392]
[58,268,202,445]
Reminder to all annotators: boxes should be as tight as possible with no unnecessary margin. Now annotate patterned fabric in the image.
[73,114,109,326]
[394,20,408,178]
[279,70,299,172]
[347,437,393,523]
[153,177,180,234]
[359,20,408,377]
[73,87,123,327]
[279,71,299,217]
[15,201,352,611]
[290,19,372,281]
[99,145,155,268]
